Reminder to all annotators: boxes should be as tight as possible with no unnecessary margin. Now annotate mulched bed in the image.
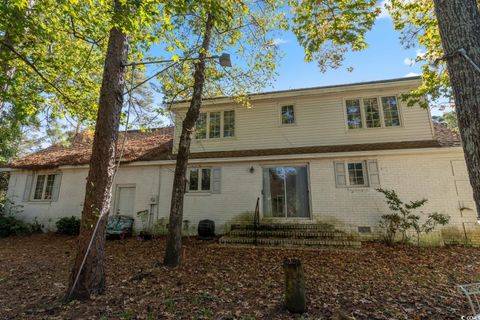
[0,234,478,319]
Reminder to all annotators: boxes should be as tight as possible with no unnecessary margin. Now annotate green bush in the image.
[377,188,450,246]
[56,216,80,235]
[0,215,32,237]
[0,198,42,237]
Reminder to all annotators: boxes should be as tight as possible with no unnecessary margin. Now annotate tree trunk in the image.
[65,0,128,301]
[163,13,214,267]
[433,0,480,217]
[0,31,15,112]
[283,258,306,314]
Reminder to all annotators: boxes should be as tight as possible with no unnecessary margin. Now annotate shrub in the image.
[377,188,450,246]
[0,215,32,237]
[56,216,80,235]
[0,198,41,237]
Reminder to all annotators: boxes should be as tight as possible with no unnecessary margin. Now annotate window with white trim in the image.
[32,174,57,200]
[195,113,207,139]
[281,105,295,124]
[195,110,235,139]
[347,162,366,186]
[381,96,401,127]
[334,160,380,188]
[345,96,401,129]
[188,168,211,192]
[346,99,362,129]
[223,110,235,137]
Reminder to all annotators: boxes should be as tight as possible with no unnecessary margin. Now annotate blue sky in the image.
[267,12,422,91]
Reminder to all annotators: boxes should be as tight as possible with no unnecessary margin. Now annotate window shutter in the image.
[51,172,63,201]
[367,160,380,187]
[23,173,34,201]
[334,161,347,187]
[211,168,221,194]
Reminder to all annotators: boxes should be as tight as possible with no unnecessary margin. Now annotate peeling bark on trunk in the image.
[65,0,128,301]
[164,14,214,267]
[433,0,480,217]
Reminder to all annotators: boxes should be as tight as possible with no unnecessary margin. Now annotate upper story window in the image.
[381,96,401,127]
[209,112,221,138]
[345,96,400,129]
[188,168,211,192]
[196,113,207,139]
[281,105,295,124]
[196,110,235,139]
[223,110,235,137]
[346,99,362,129]
[363,98,381,128]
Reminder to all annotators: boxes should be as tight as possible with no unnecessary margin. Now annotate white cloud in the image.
[404,57,415,66]
[378,0,415,20]
[403,50,427,66]
[404,72,420,77]
[272,38,288,46]
[377,0,391,19]
[415,49,426,59]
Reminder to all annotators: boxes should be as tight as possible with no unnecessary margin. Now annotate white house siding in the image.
[6,149,477,243]
[7,166,161,232]
[172,82,435,153]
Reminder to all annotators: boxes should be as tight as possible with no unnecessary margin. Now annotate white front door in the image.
[115,186,136,216]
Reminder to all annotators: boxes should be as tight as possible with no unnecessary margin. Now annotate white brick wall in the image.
[7,150,477,241]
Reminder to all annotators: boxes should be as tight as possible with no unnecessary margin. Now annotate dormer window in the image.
[281,105,295,125]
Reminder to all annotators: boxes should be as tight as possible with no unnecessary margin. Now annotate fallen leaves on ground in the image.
[0,234,478,319]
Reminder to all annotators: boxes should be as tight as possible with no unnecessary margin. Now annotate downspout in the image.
[156,165,162,221]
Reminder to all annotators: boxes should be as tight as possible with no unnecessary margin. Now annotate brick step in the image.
[230,223,336,232]
[219,237,361,248]
[228,229,354,240]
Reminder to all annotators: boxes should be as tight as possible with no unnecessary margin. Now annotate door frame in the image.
[261,163,312,220]
[113,183,136,216]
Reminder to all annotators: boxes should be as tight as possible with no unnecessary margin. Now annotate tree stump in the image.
[283,258,306,313]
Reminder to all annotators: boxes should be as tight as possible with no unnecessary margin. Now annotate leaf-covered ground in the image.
[0,234,478,319]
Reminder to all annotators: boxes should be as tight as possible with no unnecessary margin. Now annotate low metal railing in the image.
[254,197,260,246]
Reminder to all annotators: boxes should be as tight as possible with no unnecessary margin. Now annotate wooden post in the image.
[283,258,306,313]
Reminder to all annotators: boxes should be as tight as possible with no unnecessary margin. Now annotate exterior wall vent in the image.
[358,226,372,233]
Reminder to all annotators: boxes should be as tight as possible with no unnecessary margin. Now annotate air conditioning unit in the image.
[149,195,159,205]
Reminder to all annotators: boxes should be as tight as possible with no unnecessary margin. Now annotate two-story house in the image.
[4,76,477,244]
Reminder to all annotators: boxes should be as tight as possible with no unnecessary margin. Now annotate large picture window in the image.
[195,110,235,139]
[345,96,401,129]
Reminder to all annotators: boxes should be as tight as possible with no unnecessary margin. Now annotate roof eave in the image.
[170,76,422,109]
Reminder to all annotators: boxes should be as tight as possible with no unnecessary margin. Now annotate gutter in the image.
[171,77,422,108]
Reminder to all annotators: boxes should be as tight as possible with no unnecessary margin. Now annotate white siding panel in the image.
[173,87,434,153]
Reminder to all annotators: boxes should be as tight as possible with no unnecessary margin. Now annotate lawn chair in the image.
[106,215,134,239]
[459,282,480,316]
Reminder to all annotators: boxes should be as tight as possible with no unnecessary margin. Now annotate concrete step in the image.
[228,229,354,240]
[219,236,361,248]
